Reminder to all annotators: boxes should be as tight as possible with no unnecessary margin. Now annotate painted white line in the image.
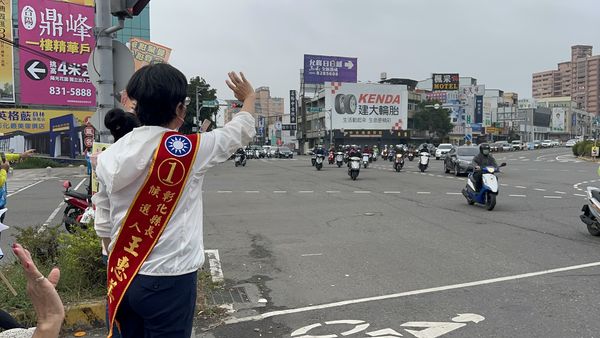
[273,191,287,194]
[245,190,260,193]
[7,180,44,197]
[298,190,314,193]
[204,249,224,283]
[224,260,600,324]
[521,159,530,161]
[353,191,371,194]
[554,191,566,194]
[326,191,340,194]
[574,194,587,197]
[500,183,508,187]
[515,186,527,189]
[417,192,431,194]
[534,188,546,192]
[544,196,562,199]
[446,192,462,195]
[74,177,87,191]
[301,253,323,257]
[383,191,401,194]
[217,190,232,193]
[509,194,527,197]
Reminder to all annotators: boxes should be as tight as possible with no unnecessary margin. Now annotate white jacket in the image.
[93,112,255,276]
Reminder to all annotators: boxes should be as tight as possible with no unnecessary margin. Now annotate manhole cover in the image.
[206,286,251,305]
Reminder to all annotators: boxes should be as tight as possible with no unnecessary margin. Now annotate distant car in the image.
[444,146,479,176]
[565,139,578,147]
[490,142,500,152]
[533,140,542,149]
[494,141,512,152]
[435,143,453,160]
[511,140,525,151]
[551,140,561,147]
[278,147,293,158]
[541,140,553,148]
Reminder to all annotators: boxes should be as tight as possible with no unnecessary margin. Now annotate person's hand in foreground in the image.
[226,72,256,113]
[12,243,64,338]
[20,149,35,159]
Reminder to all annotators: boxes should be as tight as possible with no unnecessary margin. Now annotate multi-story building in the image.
[253,87,284,144]
[532,45,600,116]
[112,6,151,44]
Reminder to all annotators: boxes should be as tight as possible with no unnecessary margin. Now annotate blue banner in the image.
[303,54,357,84]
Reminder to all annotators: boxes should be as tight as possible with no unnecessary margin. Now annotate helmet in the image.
[480,143,491,155]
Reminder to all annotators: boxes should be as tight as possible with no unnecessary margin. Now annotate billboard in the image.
[303,54,357,84]
[325,82,408,131]
[0,108,92,134]
[0,0,14,103]
[289,90,297,124]
[432,73,459,91]
[551,107,566,132]
[18,0,95,106]
[474,95,483,124]
[129,38,172,71]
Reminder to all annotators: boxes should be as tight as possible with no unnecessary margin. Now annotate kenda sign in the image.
[325,82,408,131]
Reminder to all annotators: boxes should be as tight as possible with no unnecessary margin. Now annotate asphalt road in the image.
[195,147,600,338]
[3,150,600,338]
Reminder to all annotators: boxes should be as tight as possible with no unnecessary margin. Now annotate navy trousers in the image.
[115,271,197,338]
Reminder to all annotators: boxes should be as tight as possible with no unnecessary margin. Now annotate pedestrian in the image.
[93,64,256,338]
[84,147,92,175]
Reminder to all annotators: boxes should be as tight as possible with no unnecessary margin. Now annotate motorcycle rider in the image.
[472,143,498,192]
[314,145,326,156]
[235,147,247,163]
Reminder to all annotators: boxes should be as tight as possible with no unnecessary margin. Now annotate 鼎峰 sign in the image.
[19,0,96,106]
[303,54,357,84]
[432,73,459,91]
[325,82,408,131]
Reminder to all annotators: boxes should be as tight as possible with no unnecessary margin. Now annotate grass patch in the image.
[12,157,67,169]
[196,270,228,322]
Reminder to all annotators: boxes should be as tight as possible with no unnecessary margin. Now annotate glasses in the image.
[184,97,191,106]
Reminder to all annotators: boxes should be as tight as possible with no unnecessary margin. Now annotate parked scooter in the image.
[234,153,247,167]
[315,154,325,171]
[362,153,370,168]
[335,152,344,168]
[418,151,430,172]
[580,186,600,236]
[62,180,93,234]
[461,163,506,211]
[394,153,404,172]
[328,151,335,165]
[348,157,361,180]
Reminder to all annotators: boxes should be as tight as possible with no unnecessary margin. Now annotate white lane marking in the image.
[273,191,287,194]
[43,178,87,227]
[301,253,323,257]
[205,249,224,283]
[245,190,260,193]
[224,260,600,324]
[521,159,530,161]
[509,194,527,197]
[554,191,566,194]
[544,196,562,199]
[7,180,44,197]
[574,194,587,197]
[534,188,546,192]
[515,186,527,189]
[500,183,508,187]
[353,191,371,194]
[217,190,232,193]
[417,192,431,194]
[299,190,314,193]
[383,191,401,194]
[326,191,340,194]
[446,192,462,195]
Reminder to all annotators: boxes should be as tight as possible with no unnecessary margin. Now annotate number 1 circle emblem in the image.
[157,159,186,187]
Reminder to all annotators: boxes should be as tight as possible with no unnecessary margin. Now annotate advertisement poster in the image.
[551,107,566,132]
[129,38,172,71]
[303,54,357,84]
[325,82,408,131]
[0,0,14,103]
[0,108,91,134]
[18,0,95,106]
[91,142,110,194]
[432,73,459,91]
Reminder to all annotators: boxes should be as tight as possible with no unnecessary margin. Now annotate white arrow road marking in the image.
[366,328,404,336]
[290,320,369,338]
[452,313,485,323]
[401,322,466,338]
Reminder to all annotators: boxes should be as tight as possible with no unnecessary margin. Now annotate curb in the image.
[63,300,106,329]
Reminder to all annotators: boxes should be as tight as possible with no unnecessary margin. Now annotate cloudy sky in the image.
[151,0,600,107]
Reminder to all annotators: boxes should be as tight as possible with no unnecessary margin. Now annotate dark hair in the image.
[105,108,141,141]
[125,63,187,126]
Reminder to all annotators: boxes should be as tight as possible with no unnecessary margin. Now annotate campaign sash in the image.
[107,131,200,337]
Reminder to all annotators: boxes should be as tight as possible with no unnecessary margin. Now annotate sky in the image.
[150,0,600,109]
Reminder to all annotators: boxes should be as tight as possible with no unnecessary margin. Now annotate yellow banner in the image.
[58,0,95,6]
[129,38,172,71]
[0,0,14,103]
[91,142,111,193]
[0,108,93,134]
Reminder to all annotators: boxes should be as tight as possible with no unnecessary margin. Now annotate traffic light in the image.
[111,0,150,18]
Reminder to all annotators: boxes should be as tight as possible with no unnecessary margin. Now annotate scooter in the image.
[394,153,404,172]
[362,153,370,168]
[234,153,247,167]
[62,180,93,234]
[311,154,317,166]
[580,186,600,236]
[315,154,325,171]
[418,151,430,172]
[461,163,506,211]
[372,150,378,161]
[335,152,344,168]
[328,151,335,165]
[348,157,361,180]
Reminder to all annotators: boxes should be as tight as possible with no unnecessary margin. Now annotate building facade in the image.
[532,45,600,116]
[112,6,151,44]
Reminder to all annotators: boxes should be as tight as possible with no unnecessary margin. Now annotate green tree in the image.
[413,101,454,140]
[182,76,218,134]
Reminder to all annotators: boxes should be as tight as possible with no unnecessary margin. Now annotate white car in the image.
[541,140,553,148]
[565,139,578,147]
[435,143,453,160]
